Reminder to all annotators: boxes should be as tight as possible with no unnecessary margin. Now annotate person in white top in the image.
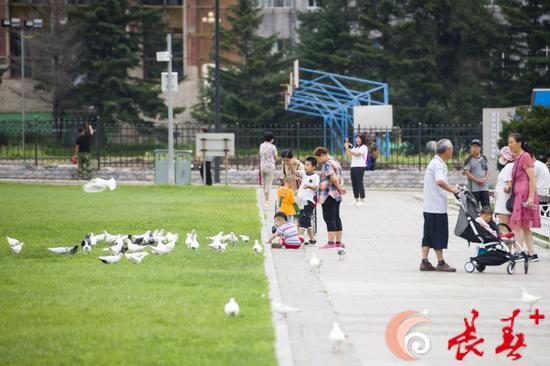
[296,157,320,245]
[494,146,517,225]
[345,133,368,206]
[420,139,459,272]
[259,131,278,205]
[534,159,550,200]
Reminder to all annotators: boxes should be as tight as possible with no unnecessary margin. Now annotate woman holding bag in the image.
[507,133,541,262]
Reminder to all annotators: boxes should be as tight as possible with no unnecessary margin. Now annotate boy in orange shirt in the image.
[277,175,298,223]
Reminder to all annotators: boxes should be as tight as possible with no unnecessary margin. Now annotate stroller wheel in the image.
[464,261,475,273]
[506,262,515,275]
[475,264,486,272]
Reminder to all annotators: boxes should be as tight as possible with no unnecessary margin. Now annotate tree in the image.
[69,0,167,125]
[29,0,81,121]
[296,0,358,75]
[192,0,287,125]
[498,0,550,106]
[499,106,550,157]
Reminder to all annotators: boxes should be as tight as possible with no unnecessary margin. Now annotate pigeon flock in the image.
[5,229,260,263]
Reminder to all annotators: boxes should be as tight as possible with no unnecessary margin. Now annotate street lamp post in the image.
[2,18,43,159]
[202,3,221,182]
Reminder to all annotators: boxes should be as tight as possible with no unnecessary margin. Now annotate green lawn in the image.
[0,183,276,366]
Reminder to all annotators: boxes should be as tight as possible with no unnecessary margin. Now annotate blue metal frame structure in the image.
[287,67,389,154]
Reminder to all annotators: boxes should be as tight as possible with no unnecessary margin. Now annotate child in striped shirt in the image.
[267,212,304,249]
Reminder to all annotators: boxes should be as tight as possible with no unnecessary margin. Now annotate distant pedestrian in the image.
[314,147,346,249]
[259,131,278,205]
[420,139,459,272]
[73,123,94,180]
[463,139,490,207]
[507,133,540,262]
[345,133,368,206]
[367,140,378,171]
[199,127,213,186]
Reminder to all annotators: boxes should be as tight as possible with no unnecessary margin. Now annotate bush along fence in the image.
[0,118,482,171]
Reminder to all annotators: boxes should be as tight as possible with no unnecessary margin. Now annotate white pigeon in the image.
[98,253,123,264]
[207,231,224,242]
[224,298,240,317]
[166,232,179,243]
[150,243,173,255]
[133,230,151,240]
[83,177,117,193]
[222,232,238,245]
[88,232,105,246]
[103,231,121,244]
[185,230,196,247]
[310,255,322,273]
[10,243,23,254]
[165,239,177,250]
[253,240,262,255]
[239,235,250,243]
[125,239,148,253]
[329,322,347,352]
[271,300,301,318]
[208,239,223,252]
[125,251,149,264]
[104,238,124,255]
[521,288,542,312]
[190,238,200,251]
[337,248,346,261]
[6,236,22,247]
[47,245,78,255]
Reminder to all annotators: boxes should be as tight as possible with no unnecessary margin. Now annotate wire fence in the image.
[0,118,483,171]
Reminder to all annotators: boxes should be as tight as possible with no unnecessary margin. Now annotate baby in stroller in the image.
[454,190,528,275]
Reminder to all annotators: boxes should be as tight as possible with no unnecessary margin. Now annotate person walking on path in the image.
[463,139,490,207]
[73,123,94,180]
[281,149,305,192]
[259,131,278,206]
[345,133,368,206]
[494,146,517,225]
[314,147,346,249]
[420,139,459,272]
[507,133,541,261]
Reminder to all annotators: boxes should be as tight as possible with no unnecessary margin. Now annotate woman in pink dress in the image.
[507,133,541,261]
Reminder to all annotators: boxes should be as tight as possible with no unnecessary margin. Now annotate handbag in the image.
[505,153,522,212]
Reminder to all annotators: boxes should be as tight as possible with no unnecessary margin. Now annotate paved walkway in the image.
[261,190,550,366]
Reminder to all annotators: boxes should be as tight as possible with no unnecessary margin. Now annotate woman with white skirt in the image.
[494,146,516,224]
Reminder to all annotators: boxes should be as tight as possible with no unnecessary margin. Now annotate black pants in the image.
[299,201,315,229]
[200,161,212,186]
[472,190,490,208]
[350,167,366,199]
[322,196,342,232]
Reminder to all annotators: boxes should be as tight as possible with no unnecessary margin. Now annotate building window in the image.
[260,0,292,8]
[272,38,291,54]
[307,0,322,8]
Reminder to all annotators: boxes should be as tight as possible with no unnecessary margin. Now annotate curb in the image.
[256,189,294,366]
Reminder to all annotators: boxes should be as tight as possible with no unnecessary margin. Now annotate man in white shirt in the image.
[534,158,550,203]
[421,139,459,272]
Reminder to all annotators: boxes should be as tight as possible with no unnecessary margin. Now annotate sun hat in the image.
[498,146,517,165]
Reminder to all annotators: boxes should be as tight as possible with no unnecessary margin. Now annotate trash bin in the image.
[175,150,192,185]
[154,149,169,184]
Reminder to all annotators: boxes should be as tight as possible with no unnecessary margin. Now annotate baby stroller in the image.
[454,189,528,275]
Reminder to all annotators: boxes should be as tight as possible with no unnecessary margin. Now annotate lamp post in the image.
[2,18,43,158]
[202,1,221,182]
[157,34,176,184]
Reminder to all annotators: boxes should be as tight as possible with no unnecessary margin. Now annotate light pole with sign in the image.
[2,17,43,157]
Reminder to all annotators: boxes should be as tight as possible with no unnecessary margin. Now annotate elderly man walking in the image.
[420,139,459,272]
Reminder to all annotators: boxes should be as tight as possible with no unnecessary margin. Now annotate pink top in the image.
[509,152,541,229]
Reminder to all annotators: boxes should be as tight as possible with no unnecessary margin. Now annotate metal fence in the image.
[0,118,482,170]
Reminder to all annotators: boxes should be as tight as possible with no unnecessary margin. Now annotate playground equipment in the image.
[284,60,389,154]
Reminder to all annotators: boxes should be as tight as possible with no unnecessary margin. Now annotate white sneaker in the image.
[349,200,357,206]
[356,201,366,206]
